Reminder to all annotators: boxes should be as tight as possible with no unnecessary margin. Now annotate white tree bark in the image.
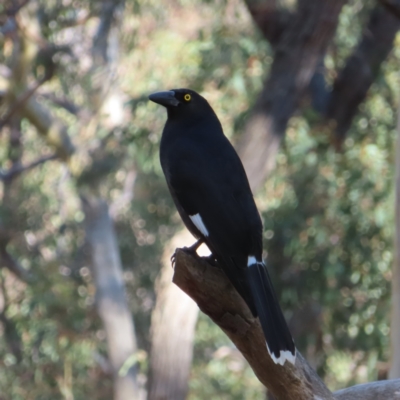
[83,197,139,400]
[389,97,400,378]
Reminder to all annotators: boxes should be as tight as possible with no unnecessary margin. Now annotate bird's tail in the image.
[246,260,296,366]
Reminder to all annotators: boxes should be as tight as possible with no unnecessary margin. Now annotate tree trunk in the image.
[147,230,199,400]
[238,0,346,189]
[389,98,400,378]
[83,197,139,400]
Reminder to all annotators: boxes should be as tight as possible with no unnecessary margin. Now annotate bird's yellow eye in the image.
[184,94,191,102]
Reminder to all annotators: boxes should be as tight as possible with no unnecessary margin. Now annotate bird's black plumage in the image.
[149,88,296,365]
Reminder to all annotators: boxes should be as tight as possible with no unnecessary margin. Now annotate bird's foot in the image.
[171,252,177,268]
[185,238,204,254]
[171,239,204,268]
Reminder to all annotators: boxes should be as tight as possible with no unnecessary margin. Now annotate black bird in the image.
[149,88,295,365]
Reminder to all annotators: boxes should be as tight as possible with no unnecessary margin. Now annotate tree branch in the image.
[238,0,346,190]
[334,379,400,400]
[173,249,333,400]
[0,78,45,130]
[38,92,80,115]
[0,153,57,182]
[4,10,75,160]
[173,249,400,399]
[326,4,400,147]
[243,0,292,47]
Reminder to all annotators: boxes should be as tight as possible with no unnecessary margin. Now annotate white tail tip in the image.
[267,345,296,366]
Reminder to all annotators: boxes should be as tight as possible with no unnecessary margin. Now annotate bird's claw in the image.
[170,243,217,269]
[171,252,177,268]
[171,245,199,268]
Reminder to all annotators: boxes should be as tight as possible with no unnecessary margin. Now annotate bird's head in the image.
[149,88,216,121]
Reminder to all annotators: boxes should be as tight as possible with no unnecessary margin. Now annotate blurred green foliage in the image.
[0,0,399,398]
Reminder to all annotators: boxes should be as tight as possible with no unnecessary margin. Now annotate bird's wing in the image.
[166,146,263,313]
[168,150,262,257]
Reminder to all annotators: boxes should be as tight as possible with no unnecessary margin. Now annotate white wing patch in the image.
[267,345,296,366]
[247,256,257,267]
[189,213,209,237]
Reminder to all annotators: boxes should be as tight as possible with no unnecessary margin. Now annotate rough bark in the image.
[238,0,346,190]
[147,230,199,400]
[82,197,138,400]
[174,249,333,400]
[389,98,400,379]
[334,379,400,400]
[326,4,400,147]
[173,249,400,400]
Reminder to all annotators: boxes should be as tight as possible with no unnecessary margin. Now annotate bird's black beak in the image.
[149,91,180,107]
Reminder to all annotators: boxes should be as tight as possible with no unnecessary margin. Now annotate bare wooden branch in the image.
[334,379,400,400]
[173,249,333,400]
[173,249,400,400]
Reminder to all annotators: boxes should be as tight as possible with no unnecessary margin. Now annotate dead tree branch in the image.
[334,379,400,400]
[173,249,400,400]
[173,249,333,400]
